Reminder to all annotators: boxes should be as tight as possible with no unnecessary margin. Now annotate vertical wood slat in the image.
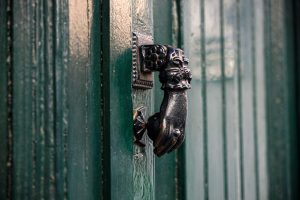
[174,1,187,199]
[153,0,187,199]
[184,0,269,199]
[0,2,8,195]
[13,1,37,198]
[102,0,134,199]
[264,0,297,199]
[223,0,238,199]
[264,0,287,199]
[11,0,103,199]
[153,1,177,200]
[253,1,268,200]
[54,0,69,199]
[250,0,260,199]
[292,0,300,199]
[0,0,12,198]
[239,0,257,199]
[88,0,102,198]
[36,1,45,198]
[45,1,56,198]
[183,0,205,199]
[67,0,102,199]
[204,0,225,199]
[219,0,228,199]
[68,1,100,199]
[200,0,209,199]
[132,1,155,199]
[236,1,245,199]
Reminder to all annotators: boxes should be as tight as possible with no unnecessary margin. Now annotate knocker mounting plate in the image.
[132,32,154,89]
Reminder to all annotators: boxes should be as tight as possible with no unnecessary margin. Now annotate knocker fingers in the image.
[167,132,185,153]
[154,128,184,156]
[154,135,177,156]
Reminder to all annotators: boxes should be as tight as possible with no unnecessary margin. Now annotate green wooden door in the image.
[0,0,298,200]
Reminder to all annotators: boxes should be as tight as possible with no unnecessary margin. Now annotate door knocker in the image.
[132,32,192,157]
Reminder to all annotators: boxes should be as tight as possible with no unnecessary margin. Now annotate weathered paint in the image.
[102,0,134,199]
[0,0,11,198]
[131,1,155,199]
[11,0,102,199]
[264,0,298,199]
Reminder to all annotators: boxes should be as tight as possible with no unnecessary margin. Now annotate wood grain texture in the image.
[183,0,206,199]
[239,0,257,199]
[102,0,134,199]
[0,0,12,198]
[67,0,102,199]
[223,1,238,199]
[11,0,102,199]
[54,0,70,199]
[292,1,300,199]
[253,1,268,200]
[264,0,297,199]
[132,1,155,199]
[183,0,269,199]
[153,1,177,200]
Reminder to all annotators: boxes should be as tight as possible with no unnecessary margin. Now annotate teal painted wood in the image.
[153,1,188,200]
[183,0,269,199]
[292,0,300,199]
[153,1,177,200]
[132,1,155,199]
[264,0,297,199]
[11,0,102,199]
[204,1,225,200]
[13,1,41,198]
[54,1,70,198]
[102,0,134,199]
[0,0,12,198]
[174,1,187,199]
[222,1,238,199]
[67,0,102,199]
[253,1,268,200]
[183,1,205,199]
[239,0,258,199]
[0,0,7,196]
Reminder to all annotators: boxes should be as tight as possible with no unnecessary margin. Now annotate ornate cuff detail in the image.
[141,45,192,90]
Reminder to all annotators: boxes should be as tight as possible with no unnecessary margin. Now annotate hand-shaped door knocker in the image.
[132,33,192,157]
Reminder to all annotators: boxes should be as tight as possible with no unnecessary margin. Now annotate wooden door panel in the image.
[103,0,134,199]
[1,0,103,199]
[183,0,296,200]
[131,1,155,199]
[183,0,268,199]
[0,0,11,198]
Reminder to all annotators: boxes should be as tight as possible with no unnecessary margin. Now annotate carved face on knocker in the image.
[159,46,192,90]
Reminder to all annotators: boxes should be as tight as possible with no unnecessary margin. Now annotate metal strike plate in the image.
[132,32,153,89]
